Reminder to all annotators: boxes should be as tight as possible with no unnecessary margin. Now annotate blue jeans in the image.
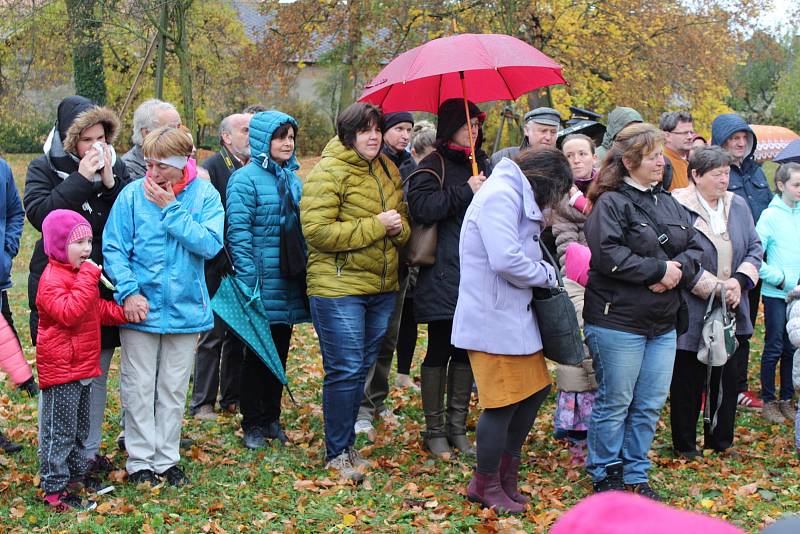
[761,296,795,402]
[585,324,676,484]
[310,292,397,461]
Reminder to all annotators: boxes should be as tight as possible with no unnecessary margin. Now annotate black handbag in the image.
[531,243,585,365]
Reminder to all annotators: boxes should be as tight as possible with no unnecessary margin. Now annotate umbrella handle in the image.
[459,71,480,177]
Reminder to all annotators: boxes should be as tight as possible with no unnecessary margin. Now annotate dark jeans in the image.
[311,292,397,461]
[190,267,244,413]
[239,324,292,431]
[422,320,468,368]
[669,336,745,453]
[396,297,417,375]
[736,281,762,393]
[761,296,795,402]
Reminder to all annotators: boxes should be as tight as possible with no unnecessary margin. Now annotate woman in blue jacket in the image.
[103,127,224,487]
[226,111,310,450]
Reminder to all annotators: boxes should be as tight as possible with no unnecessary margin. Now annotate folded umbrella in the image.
[211,276,289,388]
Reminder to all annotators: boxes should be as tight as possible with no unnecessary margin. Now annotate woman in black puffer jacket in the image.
[407,98,490,459]
[24,95,130,475]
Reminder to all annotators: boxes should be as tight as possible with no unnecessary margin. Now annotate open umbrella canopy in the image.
[359,33,566,113]
[775,139,800,164]
[211,276,287,385]
[750,124,799,162]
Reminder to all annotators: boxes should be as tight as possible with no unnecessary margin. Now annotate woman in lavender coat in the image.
[452,148,572,514]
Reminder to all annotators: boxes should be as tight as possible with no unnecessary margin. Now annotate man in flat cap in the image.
[491,106,561,166]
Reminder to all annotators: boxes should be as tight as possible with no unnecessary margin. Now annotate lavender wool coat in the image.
[451,157,557,355]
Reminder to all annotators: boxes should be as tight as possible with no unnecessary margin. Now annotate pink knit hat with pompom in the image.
[42,209,92,264]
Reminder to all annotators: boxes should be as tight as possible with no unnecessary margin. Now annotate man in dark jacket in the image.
[712,113,772,410]
[121,99,181,179]
[24,95,130,472]
[190,112,252,419]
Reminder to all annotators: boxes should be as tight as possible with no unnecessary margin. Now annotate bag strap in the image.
[223,244,236,275]
[403,151,445,190]
[538,241,565,289]
[376,156,392,186]
[703,282,726,432]
[618,189,676,258]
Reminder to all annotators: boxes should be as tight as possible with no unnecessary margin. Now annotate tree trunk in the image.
[174,0,195,137]
[527,87,553,110]
[154,0,169,99]
[338,1,363,112]
[66,0,107,104]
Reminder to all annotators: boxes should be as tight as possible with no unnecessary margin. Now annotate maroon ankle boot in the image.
[499,453,530,505]
[466,469,525,514]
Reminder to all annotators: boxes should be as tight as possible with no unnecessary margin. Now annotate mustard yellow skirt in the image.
[468,350,551,409]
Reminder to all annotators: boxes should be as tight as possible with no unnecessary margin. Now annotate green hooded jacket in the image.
[596,107,643,161]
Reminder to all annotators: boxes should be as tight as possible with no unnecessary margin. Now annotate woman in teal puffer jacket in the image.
[226,110,310,449]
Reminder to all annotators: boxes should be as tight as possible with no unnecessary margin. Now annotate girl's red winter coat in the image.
[35,259,126,389]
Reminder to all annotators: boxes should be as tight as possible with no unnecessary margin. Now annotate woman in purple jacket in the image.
[452,148,572,514]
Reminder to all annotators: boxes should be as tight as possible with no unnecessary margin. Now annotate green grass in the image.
[0,153,798,533]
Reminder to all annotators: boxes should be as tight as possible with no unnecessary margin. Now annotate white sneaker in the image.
[354,419,375,435]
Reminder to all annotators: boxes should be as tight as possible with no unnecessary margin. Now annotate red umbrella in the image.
[359,33,566,175]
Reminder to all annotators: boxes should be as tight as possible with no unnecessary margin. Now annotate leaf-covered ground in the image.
[0,154,797,533]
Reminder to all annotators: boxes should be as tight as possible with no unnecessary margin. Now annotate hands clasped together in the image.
[377,209,403,237]
[649,260,741,308]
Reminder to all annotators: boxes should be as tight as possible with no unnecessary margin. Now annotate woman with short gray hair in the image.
[669,145,762,458]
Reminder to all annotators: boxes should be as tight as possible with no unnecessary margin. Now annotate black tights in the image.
[476,385,551,473]
[422,319,468,367]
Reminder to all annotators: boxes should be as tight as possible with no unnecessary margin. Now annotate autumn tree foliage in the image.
[0,0,793,152]
[248,0,770,133]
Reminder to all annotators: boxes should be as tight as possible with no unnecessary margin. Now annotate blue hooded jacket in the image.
[711,114,772,222]
[0,158,24,290]
[103,176,224,333]
[225,111,309,325]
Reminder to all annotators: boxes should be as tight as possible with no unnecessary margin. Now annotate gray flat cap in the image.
[524,107,562,126]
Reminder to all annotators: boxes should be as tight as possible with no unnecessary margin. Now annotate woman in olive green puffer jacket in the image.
[300,102,410,482]
[301,134,409,297]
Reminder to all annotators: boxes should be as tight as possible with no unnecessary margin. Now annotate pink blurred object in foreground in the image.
[550,492,744,534]
[0,314,32,386]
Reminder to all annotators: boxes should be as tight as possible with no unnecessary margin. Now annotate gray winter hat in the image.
[524,107,562,127]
